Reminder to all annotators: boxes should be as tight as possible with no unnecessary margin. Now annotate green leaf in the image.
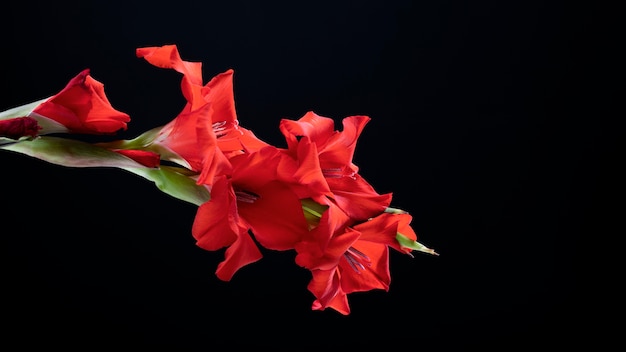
[396,233,439,256]
[1,136,146,168]
[1,136,210,206]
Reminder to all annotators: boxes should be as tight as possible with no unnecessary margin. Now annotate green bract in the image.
[396,232,439,256]
[0,136,210,206]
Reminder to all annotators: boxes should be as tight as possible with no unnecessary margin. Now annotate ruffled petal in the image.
[279,111,335,153]
[318,115,370,170]
[215,230,263,282]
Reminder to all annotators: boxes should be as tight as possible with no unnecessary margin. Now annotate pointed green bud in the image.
[396,233,439,256]
[385,207,408,214]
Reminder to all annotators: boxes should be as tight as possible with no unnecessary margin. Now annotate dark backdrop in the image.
[1,0,611,350]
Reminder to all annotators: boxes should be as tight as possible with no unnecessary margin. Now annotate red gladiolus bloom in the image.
[136,45,269,187]
[192,146,316,281]
[280,111,392,221]
[0,117,41,140]
[30,69,130,135]
[136,45,228,187]
[295,205,420,315]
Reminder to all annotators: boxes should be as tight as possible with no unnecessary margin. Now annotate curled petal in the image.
[215,231,263,282]
[308,269,350,315]
[279,111,336,154]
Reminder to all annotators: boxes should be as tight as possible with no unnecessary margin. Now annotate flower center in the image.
[234,189,259,204]
[343,246,371,274]
[321,167,357,179]
[212,120,241,139]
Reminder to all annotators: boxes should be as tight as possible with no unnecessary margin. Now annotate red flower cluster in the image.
[0,44,436,314]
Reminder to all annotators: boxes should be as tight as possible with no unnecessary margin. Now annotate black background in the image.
[1,0,614,350]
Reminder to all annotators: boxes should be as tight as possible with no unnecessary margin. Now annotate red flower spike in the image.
[32,69,130,135]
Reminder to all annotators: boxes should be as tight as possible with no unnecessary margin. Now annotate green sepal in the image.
[385,207,408,214]
[124,165,210,206]
[396,233,439,256]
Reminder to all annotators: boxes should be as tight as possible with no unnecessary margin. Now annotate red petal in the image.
[113,149,160,168]
[279,111,335,153]
[215,230,263,282]
[205,69,237,124]
[327,174,392,221]
[318,115,370,169]
[354,213,417,253]
[192,176,240,250]
[136,45,203,86]
[307,269,350,314]
[291,138,333,202]
[237,180,308,250]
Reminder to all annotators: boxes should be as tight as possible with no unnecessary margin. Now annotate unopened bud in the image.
[0,116,41,140]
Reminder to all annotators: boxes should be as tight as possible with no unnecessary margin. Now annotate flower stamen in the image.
[235,189,259,203]
[344,247,371,274]
[322,167,357,179]
[213,120,242,139]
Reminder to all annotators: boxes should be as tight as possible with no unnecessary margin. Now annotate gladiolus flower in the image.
[132,45,269,188]
[280,111,392,222]
[0,42,439,315]
[295,204,433,315]
[192,145,316,281]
